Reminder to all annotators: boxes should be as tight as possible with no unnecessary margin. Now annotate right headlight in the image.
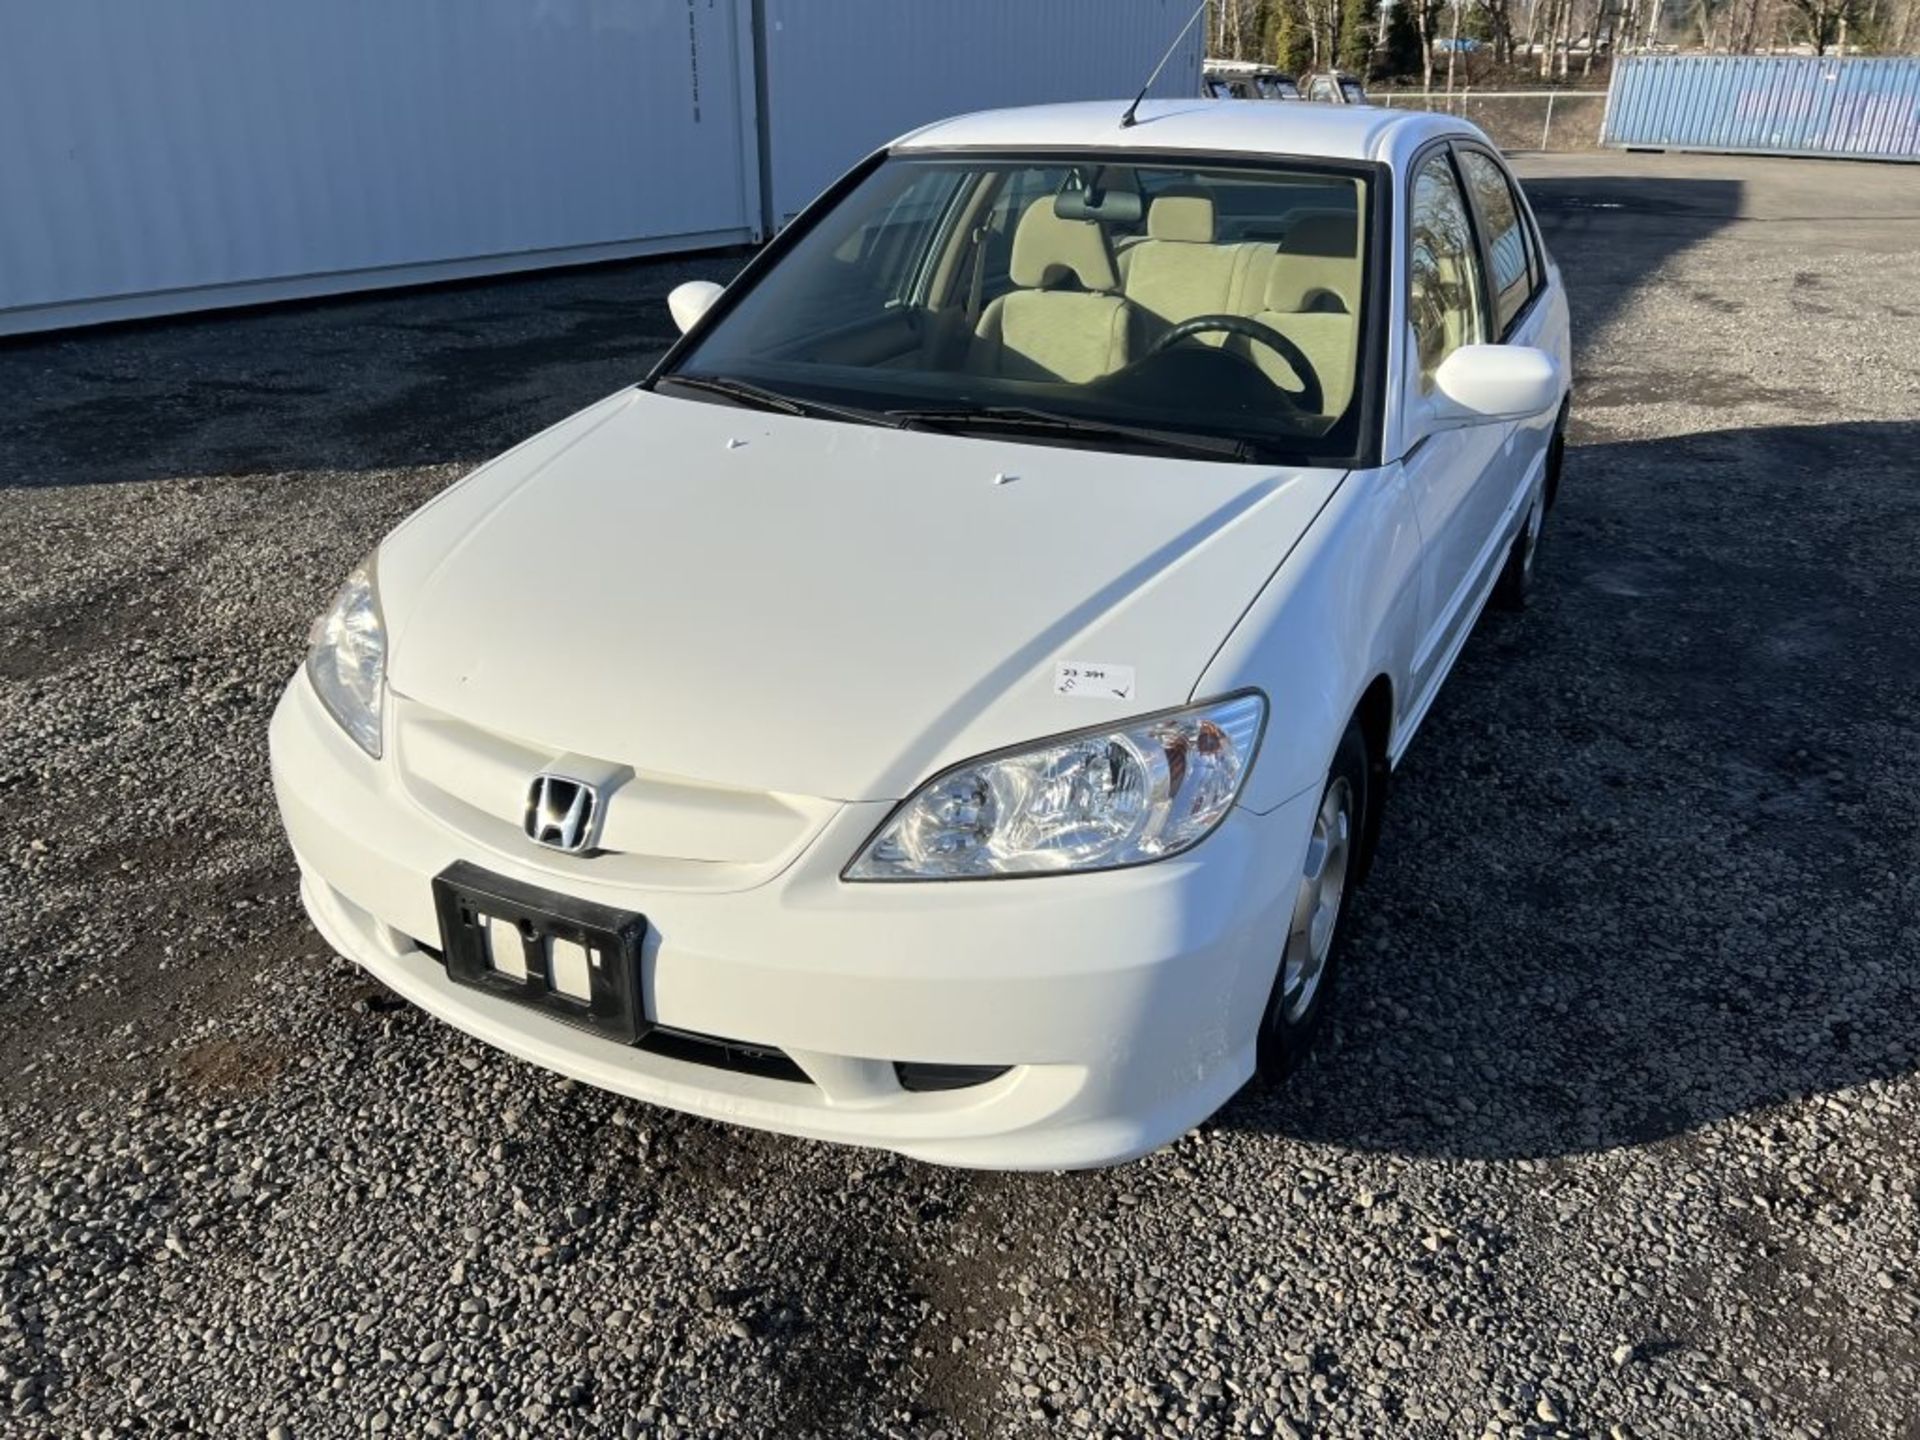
[845,693,1266,880]
[305,557,386,758]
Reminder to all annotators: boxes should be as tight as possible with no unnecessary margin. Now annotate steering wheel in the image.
[1146,314,1324,415]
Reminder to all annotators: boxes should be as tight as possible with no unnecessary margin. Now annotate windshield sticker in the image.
[1054,663,1136,701]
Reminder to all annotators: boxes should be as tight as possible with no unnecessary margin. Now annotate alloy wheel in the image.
[1281,775,1353,1024]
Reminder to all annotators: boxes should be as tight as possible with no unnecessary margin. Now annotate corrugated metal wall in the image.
[1602,55,1920,161]
[0,0,764,335]
[1,0,1202,336]
[757,0,1204,224]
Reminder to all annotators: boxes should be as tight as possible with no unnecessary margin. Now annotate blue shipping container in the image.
[1602,55,1920,161]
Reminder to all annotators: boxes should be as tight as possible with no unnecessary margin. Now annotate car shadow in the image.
[0,248,751,490]
[0,174,1743,490]
[1218,419,1920,1160]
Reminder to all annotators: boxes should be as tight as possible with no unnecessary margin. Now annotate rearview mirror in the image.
[668,280,724,336]
[1426,344,1561,430]
[1054,186,1143,225]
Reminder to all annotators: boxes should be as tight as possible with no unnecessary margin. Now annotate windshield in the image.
[661,154,1372,465]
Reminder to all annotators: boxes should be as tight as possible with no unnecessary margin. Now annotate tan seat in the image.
[967,202,1130,384]
[1118,189,1268,345]
[1265,211,1362,315]
[1235,210,1364,418]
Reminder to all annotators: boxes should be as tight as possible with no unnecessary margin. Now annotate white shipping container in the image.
[0,0,763,335]
[0,0,1203,336]
[758,0,1205,224]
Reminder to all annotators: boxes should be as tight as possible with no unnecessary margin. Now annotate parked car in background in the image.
[1204,58,1302,99]
[274,100,1570,1171]
[1304,70,1371,104]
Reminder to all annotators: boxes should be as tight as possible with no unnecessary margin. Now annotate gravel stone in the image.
[0,151,1916,1439]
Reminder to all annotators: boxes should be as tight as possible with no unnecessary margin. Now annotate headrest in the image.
[1146,189,1216,243]
[1009,201,1118,292]
[1265,211,1362,313]
[1283,210,1359,259]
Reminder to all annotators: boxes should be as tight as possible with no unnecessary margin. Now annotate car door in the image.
[1400,146,1511,705]
[1455,143,1559,516]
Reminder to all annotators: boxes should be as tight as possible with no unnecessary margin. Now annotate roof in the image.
[893,99,1479,169]
[1204,58,1286,75]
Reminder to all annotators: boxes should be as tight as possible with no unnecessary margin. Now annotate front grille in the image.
[636,1025,810,1084]
[390,695,839,886]
[893,1062,1013,1093]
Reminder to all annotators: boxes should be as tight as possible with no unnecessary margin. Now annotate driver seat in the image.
[1118,189,1255,348]
[967,202,1131,384]
[1232,211,1364,419]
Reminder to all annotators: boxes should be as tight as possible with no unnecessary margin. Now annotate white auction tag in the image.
[1053,662,1136,700]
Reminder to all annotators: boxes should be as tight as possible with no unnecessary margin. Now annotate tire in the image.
[1543,409,1568,510]
[1493,474,1547,612]
[1255,721,1368,1081]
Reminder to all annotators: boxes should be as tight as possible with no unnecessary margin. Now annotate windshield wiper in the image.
[886,405,1253,462]
[657,374,901,429]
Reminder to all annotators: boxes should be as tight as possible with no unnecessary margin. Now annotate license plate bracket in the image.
[432,861,649,1045]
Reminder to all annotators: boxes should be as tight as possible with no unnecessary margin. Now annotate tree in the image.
[1782,0,1863,47]
[1479,0,1519,59]
[1413,0,1446,86]
[1384,0,1427,73]
[1339,0,1378,67]
[1267,0,1317,69]
[1213,0,1263,58]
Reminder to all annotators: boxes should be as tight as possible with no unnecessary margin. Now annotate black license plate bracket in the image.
[432,861,649,1045]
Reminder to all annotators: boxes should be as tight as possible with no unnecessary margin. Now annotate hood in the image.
[380,389,1343,801]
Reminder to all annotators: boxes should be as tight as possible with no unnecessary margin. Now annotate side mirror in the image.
[1426,345,1562,431]
[668,280,724,336]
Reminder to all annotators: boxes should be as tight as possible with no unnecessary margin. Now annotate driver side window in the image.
[1408,153,1487,393]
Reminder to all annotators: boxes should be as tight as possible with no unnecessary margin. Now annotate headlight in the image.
[846,693,1265,880]
[305,557,386,758]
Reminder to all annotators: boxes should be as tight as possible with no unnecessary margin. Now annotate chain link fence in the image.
[1373,88,1612,152]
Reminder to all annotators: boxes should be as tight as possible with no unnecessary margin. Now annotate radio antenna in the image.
[1120,0,1210,128]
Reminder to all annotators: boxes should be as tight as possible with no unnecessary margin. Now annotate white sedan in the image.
[272,101,1571,1170]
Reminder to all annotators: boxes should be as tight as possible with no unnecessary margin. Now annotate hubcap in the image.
[1280,776,1353,1025]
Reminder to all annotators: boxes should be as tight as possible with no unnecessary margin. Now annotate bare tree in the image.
[1211,0,1260,58]
[1783,0,1861,49]
[1415,0,1445,87]
[1482,0,1519,62]
[1445,0,1463,92]
[1537,0,1561,73]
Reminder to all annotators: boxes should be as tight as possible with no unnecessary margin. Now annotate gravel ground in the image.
[2,152,1917,1440]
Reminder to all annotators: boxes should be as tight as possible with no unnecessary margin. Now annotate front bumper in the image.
[269,672,1317,1169]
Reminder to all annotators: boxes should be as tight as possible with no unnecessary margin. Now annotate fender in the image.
[1196,460,1424,815]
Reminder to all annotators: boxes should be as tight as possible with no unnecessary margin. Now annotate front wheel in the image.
[1492,480,1546,612]
[1256,723,1368,1080]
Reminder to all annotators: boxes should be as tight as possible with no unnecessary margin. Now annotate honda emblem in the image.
[524,774,600,854]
